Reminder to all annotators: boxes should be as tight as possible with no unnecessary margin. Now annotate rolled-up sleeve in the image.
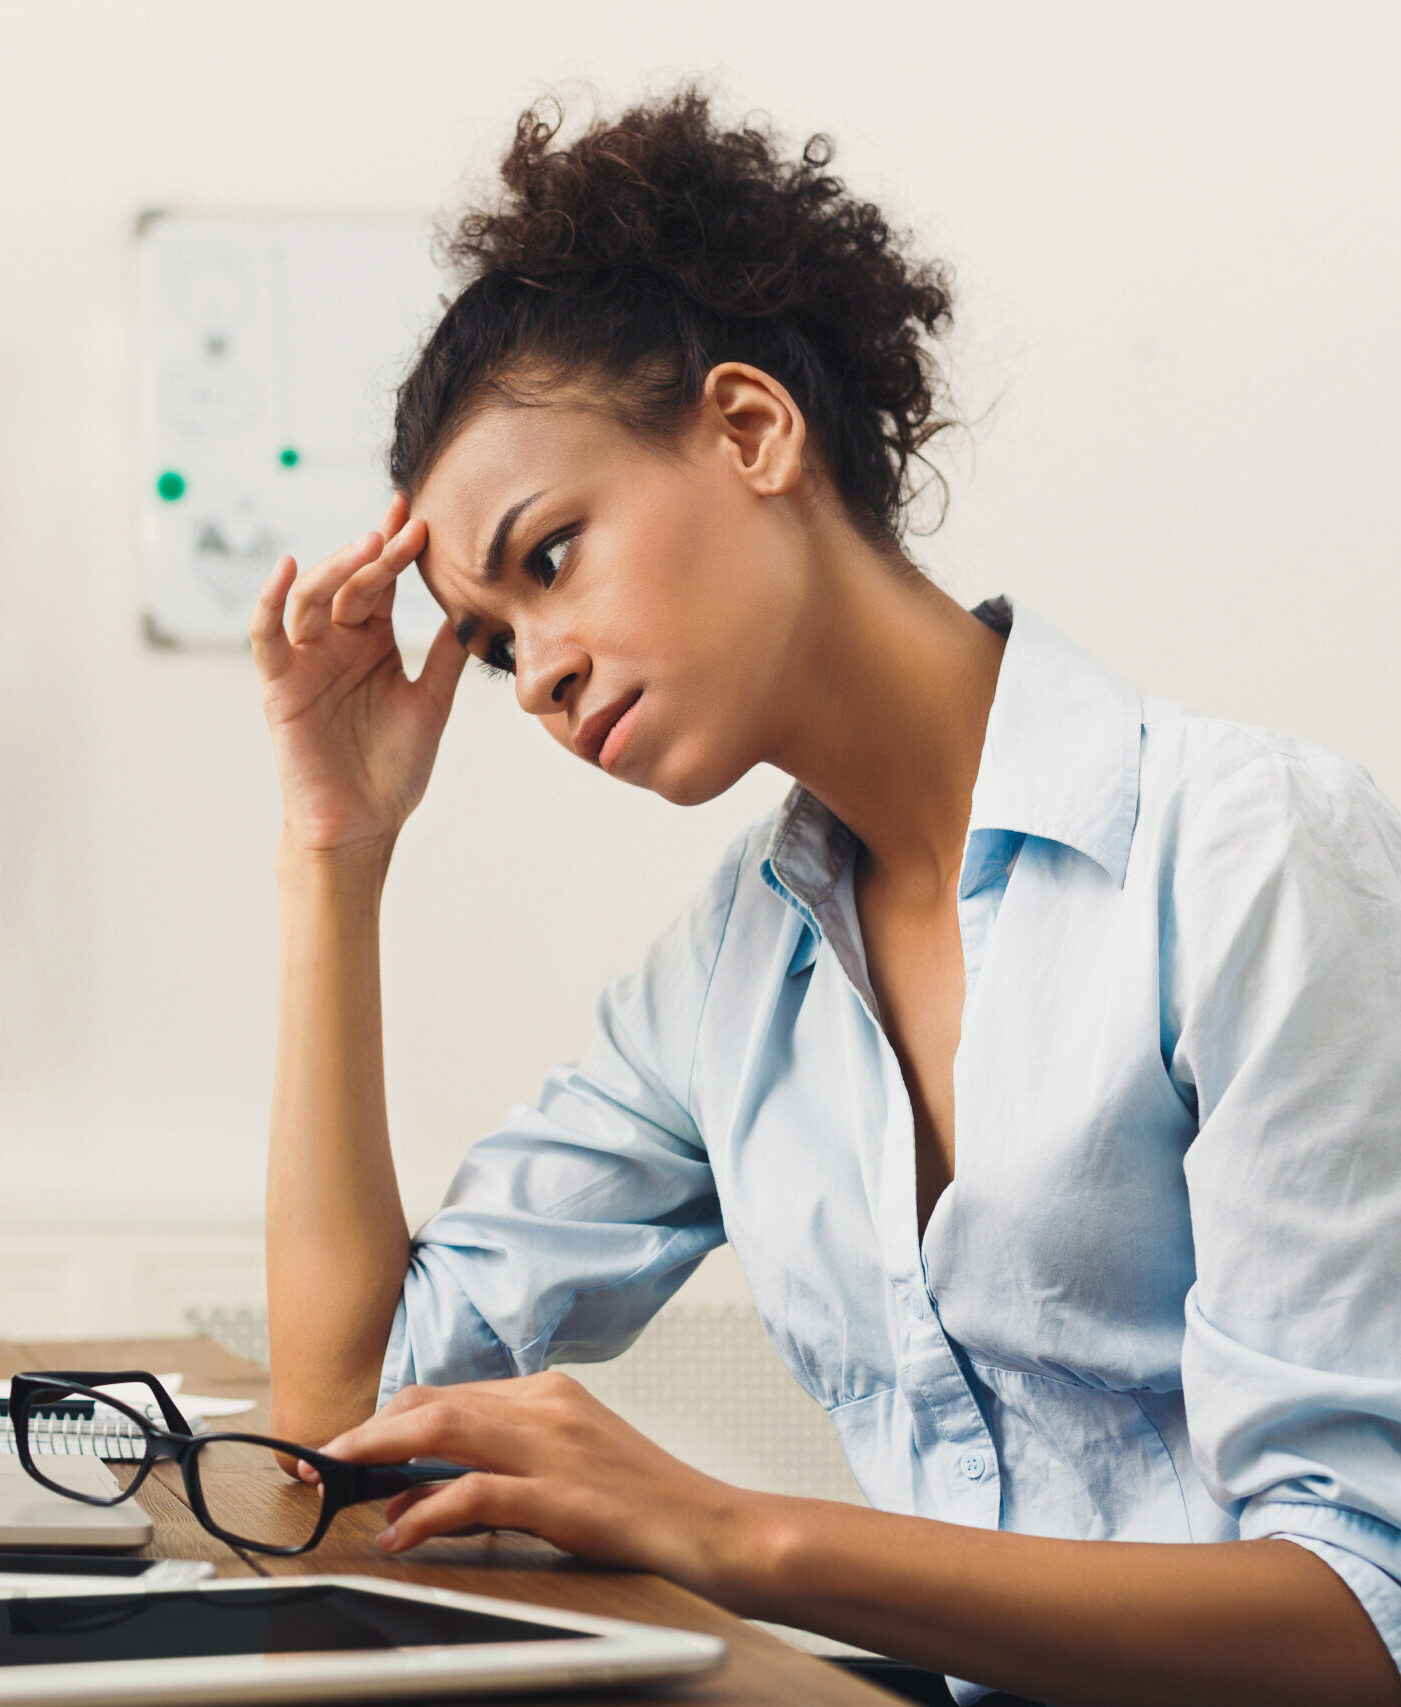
[378,828,749,1408]
[1167,742,1401,1669]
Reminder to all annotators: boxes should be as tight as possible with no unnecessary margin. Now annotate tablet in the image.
[0,1574,727,1703]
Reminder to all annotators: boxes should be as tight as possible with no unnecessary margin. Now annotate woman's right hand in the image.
[251,492,469,860]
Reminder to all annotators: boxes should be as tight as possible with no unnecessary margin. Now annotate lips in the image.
[574,690,643,766]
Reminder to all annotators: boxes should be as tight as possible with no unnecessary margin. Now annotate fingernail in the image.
[376,1525,398,1550]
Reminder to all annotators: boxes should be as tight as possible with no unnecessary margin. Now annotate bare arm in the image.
[250,493,467,1448]
[737,1495,1398,1707]
[317,1376,1401,1707]
[265,843,406,1444]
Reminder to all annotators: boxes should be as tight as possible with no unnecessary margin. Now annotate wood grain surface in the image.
[3,1335,897,1705]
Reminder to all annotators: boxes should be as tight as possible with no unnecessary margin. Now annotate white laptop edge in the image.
[0,1457,151,1548]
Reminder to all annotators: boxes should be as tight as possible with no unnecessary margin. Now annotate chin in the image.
[651,775,730,807]
[645,742,758,808]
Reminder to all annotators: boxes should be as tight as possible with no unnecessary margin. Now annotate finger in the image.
[375,1383,438,1420]
[382,1483,440,1525]
[250,556,297,677]
[323,1375,529,1455]
[321,1402,462,1464]
[322,1395,521,1472]
[329,521,423,629]
[283,530,384,642]
[378,491,410,539]
[371,575,396,623]
[317,1383,429,1458]
[329,518,426,629]
[379,1474,542,1553]
[415,616,470,716]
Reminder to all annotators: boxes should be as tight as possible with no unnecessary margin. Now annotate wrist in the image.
[689,1489,810,1618]
[275,833,396,895]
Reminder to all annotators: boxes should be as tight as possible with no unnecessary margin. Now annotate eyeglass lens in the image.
[18,1378,327,1551]
[189,1438,324,1550]
[18,1383,154,1498]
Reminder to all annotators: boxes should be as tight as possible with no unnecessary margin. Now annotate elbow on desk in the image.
[268,1399,375,1477]
[268,1368,385,1471]
[265,1297,397,1464]
[273,1447,306,1480]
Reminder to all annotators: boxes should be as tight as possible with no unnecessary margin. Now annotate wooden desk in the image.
[1,1335,895,1706]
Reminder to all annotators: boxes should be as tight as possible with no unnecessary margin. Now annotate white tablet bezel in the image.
[0,1572,727,1704]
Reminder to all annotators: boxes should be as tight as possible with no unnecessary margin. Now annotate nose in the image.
[513,624,589,718]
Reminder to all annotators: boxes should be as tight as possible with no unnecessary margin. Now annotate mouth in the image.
[574,690,644,767]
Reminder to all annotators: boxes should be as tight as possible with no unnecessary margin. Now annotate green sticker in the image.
[156,470,186,501]
[279,447,300,468]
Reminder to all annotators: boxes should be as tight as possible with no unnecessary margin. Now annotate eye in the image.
[471,530,574,682]
[528,531,575,588]
[477,635,515,680]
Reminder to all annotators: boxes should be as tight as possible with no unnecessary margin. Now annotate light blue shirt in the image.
[381,594,1401,1697]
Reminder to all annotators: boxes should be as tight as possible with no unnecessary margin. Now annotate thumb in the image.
[416,616,470,717]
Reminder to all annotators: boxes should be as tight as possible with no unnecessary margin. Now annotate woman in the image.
[251,87,1401,1705]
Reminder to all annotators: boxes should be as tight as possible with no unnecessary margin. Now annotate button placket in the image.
[810,821,1001,1532]
[899,1310,1000,1527]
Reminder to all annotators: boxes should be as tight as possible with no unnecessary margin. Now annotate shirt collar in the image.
[962,593,1143,893]
[761,592,1144,933]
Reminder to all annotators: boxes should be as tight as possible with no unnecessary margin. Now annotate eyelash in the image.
[531,530,575,588]
[473,531,576,681]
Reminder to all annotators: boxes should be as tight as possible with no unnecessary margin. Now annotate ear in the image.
[700,362,807,497]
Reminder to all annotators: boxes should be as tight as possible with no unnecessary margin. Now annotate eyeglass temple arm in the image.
[337,1459,476,1502]
[21,1370,195,1435]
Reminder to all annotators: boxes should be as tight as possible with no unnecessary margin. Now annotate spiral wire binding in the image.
[2,1408,147,1460]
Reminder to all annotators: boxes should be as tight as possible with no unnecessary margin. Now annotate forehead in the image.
[414,399,641,577]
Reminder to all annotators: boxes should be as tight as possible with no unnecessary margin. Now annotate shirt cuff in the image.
[1242,1499,1401,1677]
[376,1249,515,1411]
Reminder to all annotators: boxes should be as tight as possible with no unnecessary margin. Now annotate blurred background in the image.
[1,0,1398,1506]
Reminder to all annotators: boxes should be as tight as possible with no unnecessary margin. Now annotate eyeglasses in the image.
[8,1370,470,1556]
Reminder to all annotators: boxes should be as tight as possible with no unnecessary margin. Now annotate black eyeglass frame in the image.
[10,1370,470,1557]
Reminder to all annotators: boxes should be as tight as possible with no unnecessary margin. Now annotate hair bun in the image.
[398,83,957,543]
[445,89,946,329]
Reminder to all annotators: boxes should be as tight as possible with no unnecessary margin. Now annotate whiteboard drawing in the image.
[135,212,451,648]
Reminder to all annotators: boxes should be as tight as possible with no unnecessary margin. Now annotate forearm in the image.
[715,1498,1398,1707]
[266,838,410,1447]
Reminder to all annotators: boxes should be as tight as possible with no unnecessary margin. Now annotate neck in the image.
[764,537,1007,903]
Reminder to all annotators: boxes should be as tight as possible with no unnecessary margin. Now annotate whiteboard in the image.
[134,211,451,648]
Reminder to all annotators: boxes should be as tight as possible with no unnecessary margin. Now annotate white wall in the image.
[1,1,1398,1258]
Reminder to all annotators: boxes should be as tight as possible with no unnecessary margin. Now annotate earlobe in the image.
[704,362,806,497]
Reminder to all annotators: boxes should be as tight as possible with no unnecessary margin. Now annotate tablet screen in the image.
[1,1585,600,1666]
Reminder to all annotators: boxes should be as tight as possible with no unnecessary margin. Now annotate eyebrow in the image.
[454,489,547,649]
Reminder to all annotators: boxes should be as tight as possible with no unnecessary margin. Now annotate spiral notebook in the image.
[0,1401,152,1462]
[1,1376,254,1462]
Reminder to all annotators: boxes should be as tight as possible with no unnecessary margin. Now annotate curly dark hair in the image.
[389,83,957,552]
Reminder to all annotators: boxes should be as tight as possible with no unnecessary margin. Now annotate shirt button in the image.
[959,1451,986,1481]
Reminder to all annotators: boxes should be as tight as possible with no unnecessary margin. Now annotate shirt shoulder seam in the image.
[1144,708,1370,776]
